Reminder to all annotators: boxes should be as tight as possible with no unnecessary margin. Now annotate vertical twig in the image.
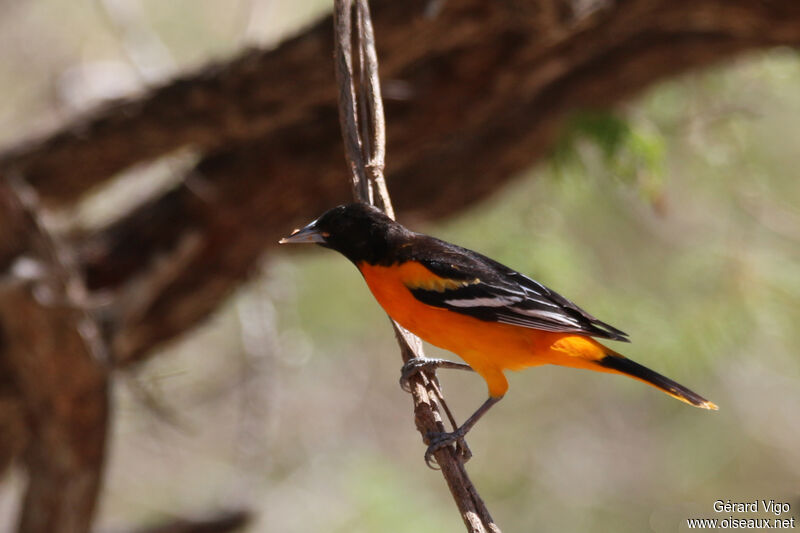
[354,0,392,217]
[332,2,501,532]
[333,0,370,202]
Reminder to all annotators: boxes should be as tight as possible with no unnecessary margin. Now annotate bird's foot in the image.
[399,358,436,392]
[399,358,472,392]
[424,428,472,468]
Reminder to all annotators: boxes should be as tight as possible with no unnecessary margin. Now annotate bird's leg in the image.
[399,357,478,466]
[425,396,502,468]
[399,357,473,392]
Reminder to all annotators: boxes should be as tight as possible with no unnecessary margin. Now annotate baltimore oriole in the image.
[280,203,717,460]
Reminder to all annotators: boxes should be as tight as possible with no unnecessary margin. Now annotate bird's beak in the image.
[278,221,328,244]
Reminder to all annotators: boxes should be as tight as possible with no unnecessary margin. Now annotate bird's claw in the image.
[399,358,435,392]
[423,429,472,468]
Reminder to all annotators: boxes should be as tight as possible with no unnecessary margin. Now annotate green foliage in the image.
[551,109,667,206]
[553,110,634,164]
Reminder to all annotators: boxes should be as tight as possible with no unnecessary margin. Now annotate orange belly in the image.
[358,262,611,397]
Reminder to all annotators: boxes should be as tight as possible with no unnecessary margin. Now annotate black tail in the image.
[599,355,718,410]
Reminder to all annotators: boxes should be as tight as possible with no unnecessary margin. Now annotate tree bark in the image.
[6,1,800,206]
[0,182,109,533]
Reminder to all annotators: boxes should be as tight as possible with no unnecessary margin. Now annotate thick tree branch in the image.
[3,1,799,206]
[0,182,109,533]
[86,33,777,365]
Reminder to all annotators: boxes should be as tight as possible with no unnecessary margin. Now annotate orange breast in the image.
[358,262,611,397]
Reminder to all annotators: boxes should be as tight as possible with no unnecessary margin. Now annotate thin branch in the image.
[332,1,500,531]
[354,1,391,216]
[333,0,369,201]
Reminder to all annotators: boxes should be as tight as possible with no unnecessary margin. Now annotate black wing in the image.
[403,236,629,342]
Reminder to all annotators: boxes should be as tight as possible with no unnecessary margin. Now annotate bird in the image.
[279,202,717,462]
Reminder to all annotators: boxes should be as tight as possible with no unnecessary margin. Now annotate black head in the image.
[279,203,409,264]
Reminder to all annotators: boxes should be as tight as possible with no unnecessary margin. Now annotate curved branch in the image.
[3,1,799,205]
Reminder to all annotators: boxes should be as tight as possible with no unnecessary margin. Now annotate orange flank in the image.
[359,261,718,410]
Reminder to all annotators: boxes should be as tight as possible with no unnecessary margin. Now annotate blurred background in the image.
[0,1,798,532]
